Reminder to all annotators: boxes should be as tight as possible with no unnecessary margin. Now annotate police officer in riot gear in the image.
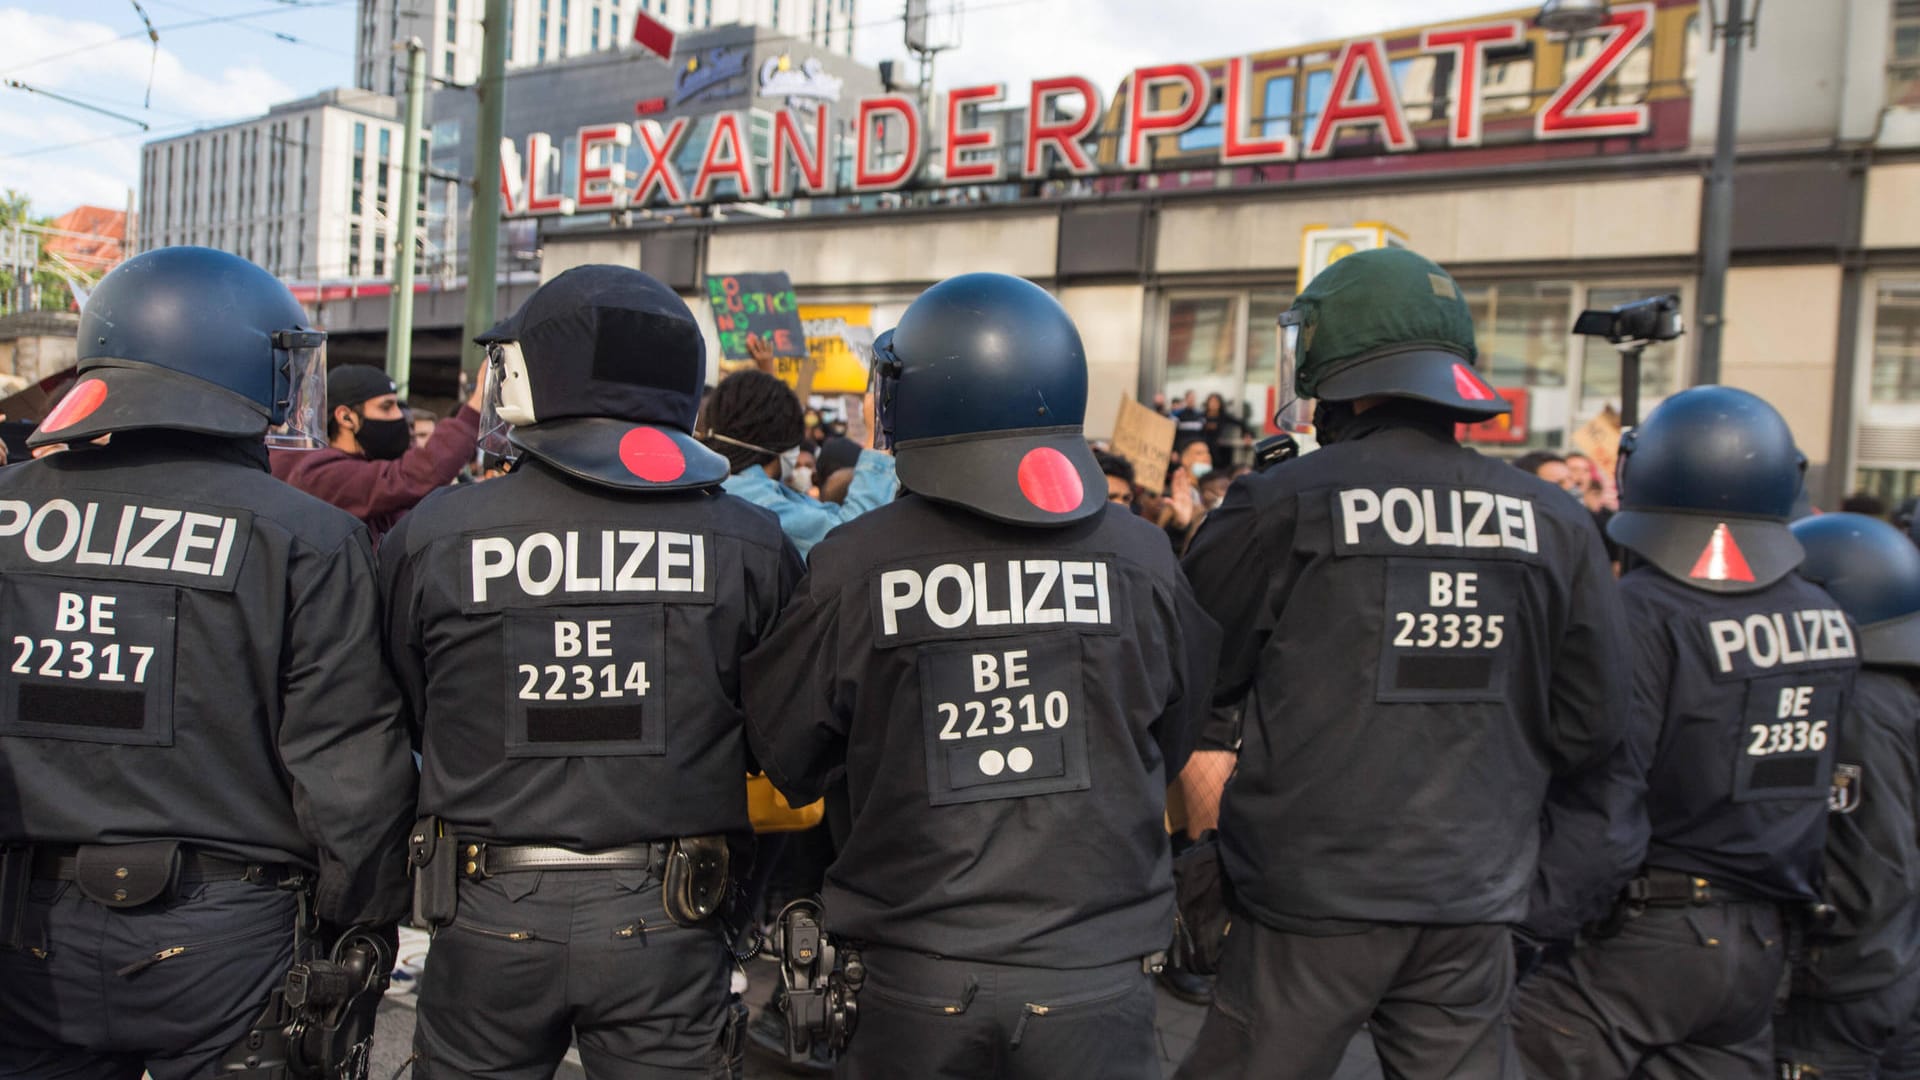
[741,272,1220,1079]
[380,265,800,1078]
[0,246,415,1078]
[1511,385,1861,1077]
[1175,248,1626,1080]
[1774,512,1920,1078]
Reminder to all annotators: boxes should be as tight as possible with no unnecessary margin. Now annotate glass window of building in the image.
[1459,282,1573,450]
[1892,0,1920,107]
[1165,296,1239,390]
[1872,280,1920,403]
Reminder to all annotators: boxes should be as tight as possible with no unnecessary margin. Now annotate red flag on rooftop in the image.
[631,10,675,61]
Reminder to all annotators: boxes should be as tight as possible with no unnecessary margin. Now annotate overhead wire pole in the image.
[460,0,510,382]
[1692,0,1753,386]
[388,37,427,394]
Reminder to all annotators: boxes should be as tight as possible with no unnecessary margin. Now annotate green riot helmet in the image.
[1280,247,1508,421]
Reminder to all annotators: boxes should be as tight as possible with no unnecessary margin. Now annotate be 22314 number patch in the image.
[917,633,1089,806]
[503,608,664,758]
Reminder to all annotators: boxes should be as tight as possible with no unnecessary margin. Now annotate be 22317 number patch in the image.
[917,633,1089,806]
[0,575,177,745]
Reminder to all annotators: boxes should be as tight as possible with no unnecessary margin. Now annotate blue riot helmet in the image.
[1608,385,1807,594]
[28,246,327,450]
[1791,512,1920,669]
[870,273,1104,526]
[475,264,729,491]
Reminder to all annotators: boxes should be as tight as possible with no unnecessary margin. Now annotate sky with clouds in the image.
[0,0,1521,219]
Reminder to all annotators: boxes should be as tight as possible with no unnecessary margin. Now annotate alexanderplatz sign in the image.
[499,1,1693,217]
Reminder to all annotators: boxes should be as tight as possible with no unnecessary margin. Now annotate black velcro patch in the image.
[1749,755,1822,791]
[1393,656,1494,692]
[525,704,643,744]
[20,684,145,729]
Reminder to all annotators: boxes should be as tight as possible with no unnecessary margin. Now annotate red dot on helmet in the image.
[40,378,109,433]
[1017,447,1084,514]
[619,426,687,483]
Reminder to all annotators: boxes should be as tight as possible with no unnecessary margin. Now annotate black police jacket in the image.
[1182,413,1626,930]
[0,431,416,927]
[380,458,800,847]
[1615,567,1859,903]
[743,494,1221,967]
[1801,668,1920,998]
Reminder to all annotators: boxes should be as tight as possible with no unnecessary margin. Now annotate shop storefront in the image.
[523,0,1920,506]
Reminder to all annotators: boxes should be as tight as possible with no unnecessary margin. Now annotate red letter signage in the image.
[1022,76,1101,179]
[1220,57,1294,164]
[944,83,1006,182]
[770,104,831,199]
[498,137,524,216]
[574,123,632,210]
[1123,63,1209,170]
[631,117,689,205]
[1536,2,1654,139]
[693,111,756,201]
[1305,39,1415,158]
[523,132,573,215]
[1421,21,1523,148]
[853,95,921,192]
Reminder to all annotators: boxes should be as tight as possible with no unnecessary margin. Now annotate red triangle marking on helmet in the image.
[618,426,687,483]
[1688,522,1757,583]
[1451,364,1495,402]
[39,378,109,434]
[1016,446,1084,514]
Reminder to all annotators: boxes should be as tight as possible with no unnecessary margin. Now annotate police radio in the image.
[771,897,862,1063]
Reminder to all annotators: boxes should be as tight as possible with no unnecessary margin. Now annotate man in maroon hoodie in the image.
[271,363,481,542]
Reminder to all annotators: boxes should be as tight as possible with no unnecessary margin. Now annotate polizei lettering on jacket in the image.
[0,496,248,591]
[1332,486,1539,557]
[465,528,713,609]
[1706,608,1857,676]
[872,553,1117,645]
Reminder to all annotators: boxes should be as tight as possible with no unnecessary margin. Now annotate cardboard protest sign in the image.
[799,304,876,396]
[1110,394,1178,495]
[706,272,806,369]
[1572,405,1624,478]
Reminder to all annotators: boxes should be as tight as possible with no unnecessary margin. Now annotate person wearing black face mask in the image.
[271,363,482,544]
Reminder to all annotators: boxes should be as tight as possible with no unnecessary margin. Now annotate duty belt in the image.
[458,842,667,881]
[31,845,293,887]
[1628,867,1763,907]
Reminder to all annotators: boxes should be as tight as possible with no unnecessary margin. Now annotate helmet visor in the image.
[265,329,328,450]
[1275,309,1314,435]
[867,329,901,452]
[478,342,521,458]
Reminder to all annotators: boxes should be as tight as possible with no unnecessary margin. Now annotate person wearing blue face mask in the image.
[697,369,898,560]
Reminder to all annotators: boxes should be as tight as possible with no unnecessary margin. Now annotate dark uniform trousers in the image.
[1173,918,1518,1080]
[837,947,1159,1080]
[1778,969,1920,1080]
[1512,900,1784,1079]
[413,869,745,1080]
[0,880,297,1080]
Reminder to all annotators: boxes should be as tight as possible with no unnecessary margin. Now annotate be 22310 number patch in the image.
[917,633,1089,806]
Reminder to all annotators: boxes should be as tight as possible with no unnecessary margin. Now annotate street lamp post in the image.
[1536,0,1757,389]
[1694,0,1757,386]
